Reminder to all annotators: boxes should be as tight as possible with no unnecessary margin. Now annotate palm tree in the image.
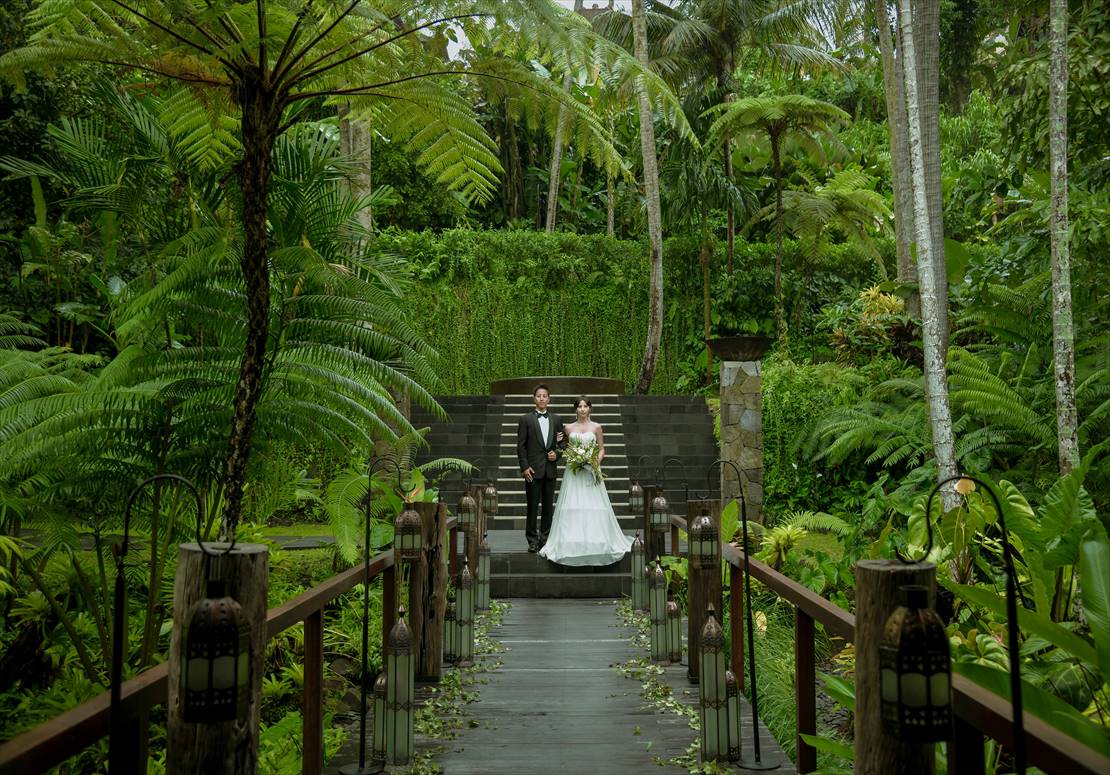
[0,0,654,533]
[896,0,958,506]
[707,94,849,336]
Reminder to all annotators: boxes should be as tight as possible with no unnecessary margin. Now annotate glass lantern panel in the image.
[212,655,236,689]
[186,657,209,691]
[881,668,899,703]
[237,651,249,688]
[900,672,928,706]
[930,672,950,705]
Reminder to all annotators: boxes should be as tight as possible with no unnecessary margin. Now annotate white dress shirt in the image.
[537,413,550,446]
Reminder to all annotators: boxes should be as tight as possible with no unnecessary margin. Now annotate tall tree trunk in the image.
[897,0,959,507]
[772,135,785,338]
[222,69,278,536]
[506,108,524,221]
[545,72,575,233]
[339,106,374,233]
[874,0,919,315]
[632,0,664,395]
[701,239,713,386]
[606,115,616,237]
[1049,0,1078,476]
[914,0,947,346]
[720,55,736,276]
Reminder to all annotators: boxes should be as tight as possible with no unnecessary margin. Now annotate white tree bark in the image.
[632,0,664,394]
[339,106,373,233]
[913,0,947,345]
[874,0,918,315]
[1049,0,1079,474]
[544,71,575,233]
[897,0,958,505]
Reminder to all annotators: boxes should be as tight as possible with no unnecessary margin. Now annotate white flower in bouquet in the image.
[564,437,604,485]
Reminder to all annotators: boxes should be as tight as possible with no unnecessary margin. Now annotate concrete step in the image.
[491,551,631,574]
[491,573,630,599]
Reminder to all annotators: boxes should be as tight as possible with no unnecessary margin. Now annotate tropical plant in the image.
[706,94,850,336]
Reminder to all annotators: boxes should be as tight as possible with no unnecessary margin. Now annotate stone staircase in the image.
[411,386,718,598]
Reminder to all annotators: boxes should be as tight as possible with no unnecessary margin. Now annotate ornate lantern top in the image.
[628,481,644,511]
[460,558,474,588]
[701,604,725,651]
[457,492,478,524]
[631,532,644,554]
[389,606,414,654]
[482,482,498,514]
[650,558,666,589]
[479,534,491,555]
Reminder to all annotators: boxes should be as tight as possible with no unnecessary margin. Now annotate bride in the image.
[540,396,634,566]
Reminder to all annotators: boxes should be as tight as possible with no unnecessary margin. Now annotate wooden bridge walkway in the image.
[359,598,794,774]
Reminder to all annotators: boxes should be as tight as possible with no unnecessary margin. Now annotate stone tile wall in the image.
[719,360,763,523]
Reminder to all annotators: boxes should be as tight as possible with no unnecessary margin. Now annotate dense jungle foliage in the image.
[0,0,1108,772]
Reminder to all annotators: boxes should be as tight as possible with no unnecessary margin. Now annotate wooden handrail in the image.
[0,516,459,775]
[670,515,1110,775]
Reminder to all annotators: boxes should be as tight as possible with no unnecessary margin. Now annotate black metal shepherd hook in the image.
[110,473,206,773]
[707,458,778,770]
[657,456,690,503]
[915,474,1025,775]
[344,457,416,775]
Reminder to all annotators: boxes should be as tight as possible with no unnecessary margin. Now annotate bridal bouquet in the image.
[564,437,604,485]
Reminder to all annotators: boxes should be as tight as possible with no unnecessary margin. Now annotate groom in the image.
[516,384,565,553]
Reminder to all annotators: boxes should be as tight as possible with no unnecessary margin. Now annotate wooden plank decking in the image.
[427,599,795,774]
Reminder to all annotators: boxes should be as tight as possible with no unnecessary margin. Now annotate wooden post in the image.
[795,609,817,773]
[167,542,268,775]
[302,609,323,775]
[642,484,664,559]
[686,499,722,683]
[854,559,936,775]
[448,525,459,578]
[409,501,448,681]
[382,563,396,658]
[729,563,744,692]
[466,486,483,574]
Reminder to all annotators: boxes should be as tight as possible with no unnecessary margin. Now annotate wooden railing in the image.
[670,515,1110,775]
[0,518,459,775]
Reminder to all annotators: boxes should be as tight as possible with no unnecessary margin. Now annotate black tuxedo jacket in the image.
[516,411,565,480]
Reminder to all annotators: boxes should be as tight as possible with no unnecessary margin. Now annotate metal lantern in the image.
[181,579,251,723]
[630,533,646,612]
[370,673,388,767]
[667,599,682,663]
[394,504,422,562]
[629,480,644,513]
[457,491,478,527]
[699,604,728,762]
[443,598,458,665]
[650,493,670,531]
[481,482,498,515]
[689,510,719,570]
[649,559,668,664]
[725,669,741,762]
[384,607,415,765]
[457,559,475,667]
[477,534,491,611]
[880,584,952,741]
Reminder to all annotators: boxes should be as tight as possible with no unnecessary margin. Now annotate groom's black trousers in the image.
[525,475,556,545]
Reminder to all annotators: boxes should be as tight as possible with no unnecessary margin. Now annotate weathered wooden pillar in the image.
[641,484,665,559]
[854,559,937,775]
[686,499,722,683]
[167,542,268,775]
[409,501,448,681]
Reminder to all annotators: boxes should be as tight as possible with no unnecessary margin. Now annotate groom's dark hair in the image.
[532,383,550,396]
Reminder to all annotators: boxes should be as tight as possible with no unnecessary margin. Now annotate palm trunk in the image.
[606,115,616,237]
[338,105,374,232]
[632,0,664,395]
[874,0,919,315]
[772,135,785,338]
[724,142,736,275]
[701,239,713,386]
[1049,0,1078,475]
[222,69,278,536]
[545,72,574,233]
[914,0,947,346]
[897,0,959,508]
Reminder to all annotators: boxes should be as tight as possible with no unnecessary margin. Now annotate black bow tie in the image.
[536,412,548,418]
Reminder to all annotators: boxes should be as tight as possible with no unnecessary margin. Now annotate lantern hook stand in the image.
[342,457,416,775]
[657,456,690,504]
[709,458,779,771]
[110,474,206,773]
[916,475,1025,775]
[629,455,652,512]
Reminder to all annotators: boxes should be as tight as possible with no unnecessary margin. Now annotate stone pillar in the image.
[719,360,763,523]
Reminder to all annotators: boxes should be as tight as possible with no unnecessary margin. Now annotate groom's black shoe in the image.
[527,542,539,553]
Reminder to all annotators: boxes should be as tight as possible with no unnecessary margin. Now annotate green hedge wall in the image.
[381,229,879,394]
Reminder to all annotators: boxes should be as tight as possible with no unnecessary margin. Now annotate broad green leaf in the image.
[799,733,854,761]
[1078,533,1110,675]
[953,662,1110,757]
[944,238,971,284]
[996,479,1050,612]
[1039,469,1097,569]
[944,581,1098,668]
[817,672,855,713]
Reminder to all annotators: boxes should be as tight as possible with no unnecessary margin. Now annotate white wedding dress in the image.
[540,430,634,566]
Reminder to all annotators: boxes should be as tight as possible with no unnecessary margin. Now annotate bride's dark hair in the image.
[573,396,592,410]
